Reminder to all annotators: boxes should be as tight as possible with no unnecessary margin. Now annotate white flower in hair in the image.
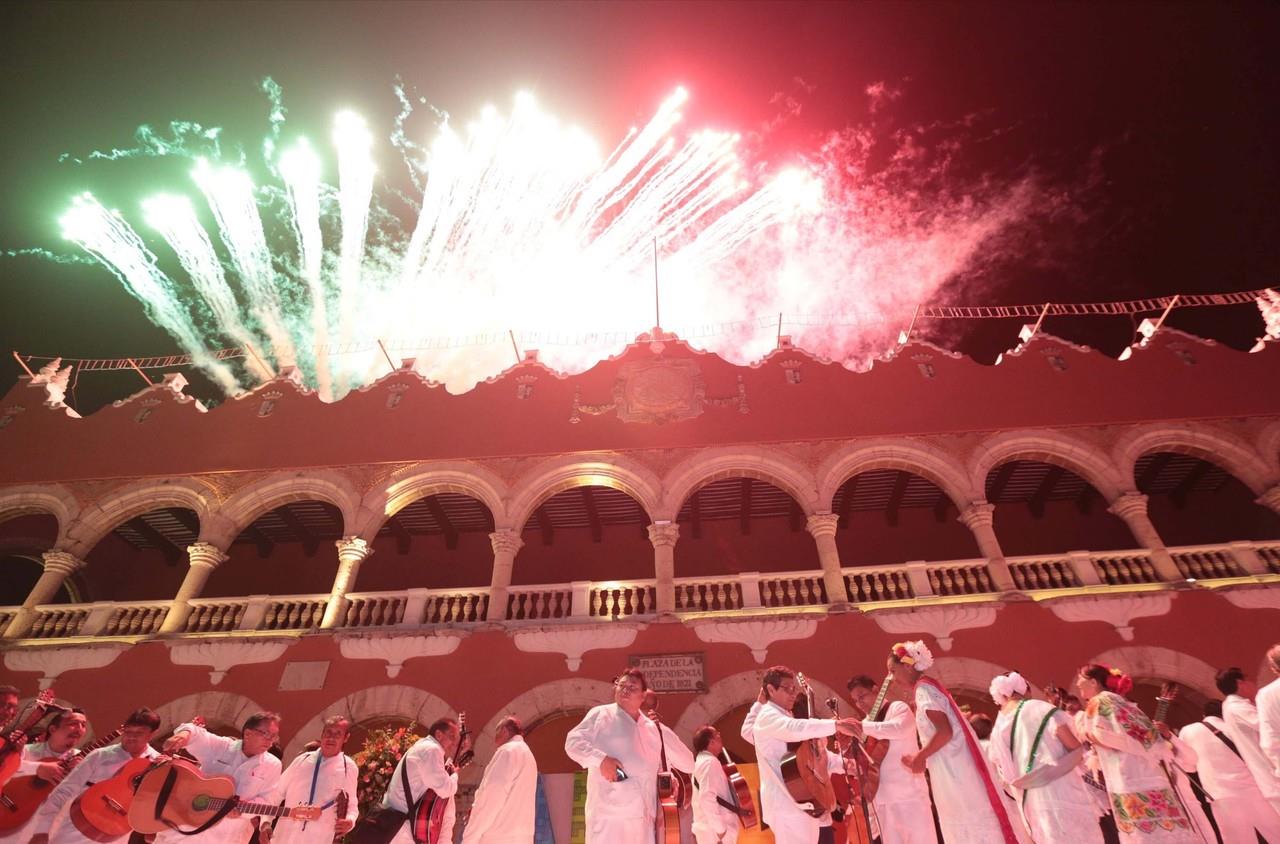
[989,671,1029,705]
[906,640,934,671]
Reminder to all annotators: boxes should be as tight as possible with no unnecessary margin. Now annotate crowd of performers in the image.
[2,640,1279,844]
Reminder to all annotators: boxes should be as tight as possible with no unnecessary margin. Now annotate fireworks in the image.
[58,85,1038,400]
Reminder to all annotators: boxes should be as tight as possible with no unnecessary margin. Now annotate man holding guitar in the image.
[157,712,283,844]
[0,708,89,842]
[846,675,936,844]
[689,727,741,844]
[262,716,357,844]
[564,668,694,844]
[28,708,161,844]
[381,718,465,844]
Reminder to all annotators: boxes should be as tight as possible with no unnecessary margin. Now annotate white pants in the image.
[1210,794,1280,844]
[692,826,739,844]
[764,810,819,844]
[585,816,653,844]
[874,799,939,844]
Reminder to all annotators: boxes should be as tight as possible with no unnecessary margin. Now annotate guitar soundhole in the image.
[192,794,210,811]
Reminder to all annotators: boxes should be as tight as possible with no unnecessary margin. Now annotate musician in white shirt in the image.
[262,716,357,844]
[462,716,538,844]
[689,727,740,844]
[0,708,88,844]
[1218,665,1280,814]
[29,708,162,844]
[157,712,283,844]
[1179,700,1280,844]
[846,675,937,844]
[741,665,858,844]
[383,718,466,844]
[565,668,695,844]
[1259,644,1280,780]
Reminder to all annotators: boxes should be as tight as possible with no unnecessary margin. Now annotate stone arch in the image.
[930,657,1042,703]
[1256,420,1280,480]
[969,430,1127,503]
[153,690,268,737]
[282,684,457,762]
[0,485,79,546]
[209,471,362,548]
[63,479,215,558]
[1113,423,1273,496]
[1089,645,1219,703]
[468,678,615,784]
[660,448,819,521]
[509,455,662,532]
[357,462,509,541]
[672,670,843,742]
[816,439,975,513]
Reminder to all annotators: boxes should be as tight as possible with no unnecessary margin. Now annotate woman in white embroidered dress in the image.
[988,672,1103,844]
[1075,664,1205,843]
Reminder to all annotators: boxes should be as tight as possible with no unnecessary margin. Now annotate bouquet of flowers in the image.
[352,724,422,821]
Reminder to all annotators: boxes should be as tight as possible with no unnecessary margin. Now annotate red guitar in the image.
[0,727,123,831]
[411,714,470,844]
[0,690,58,788]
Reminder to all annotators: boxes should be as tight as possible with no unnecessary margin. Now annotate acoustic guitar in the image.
[654,713,683,844]
[412,713,471,844]
[720,749,757,829]
[0,727,123,832]
[845,672,893,801]
[0,689,58,788]
[826,698,872,844]
[779,673,836,818]
[128,757,321,834]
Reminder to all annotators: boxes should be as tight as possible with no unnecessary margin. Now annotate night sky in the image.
[0,0,1276,412]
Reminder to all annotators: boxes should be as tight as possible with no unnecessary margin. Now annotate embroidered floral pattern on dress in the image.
[1088,691,1158,748]
[1110,788,1191,834]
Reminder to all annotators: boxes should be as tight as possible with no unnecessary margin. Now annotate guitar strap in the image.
[1203,722,1243,760]
[151,764,240,835]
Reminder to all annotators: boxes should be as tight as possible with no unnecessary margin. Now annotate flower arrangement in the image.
[352,724,422,821]
[989,671,1029,705]
[890,640,934,671]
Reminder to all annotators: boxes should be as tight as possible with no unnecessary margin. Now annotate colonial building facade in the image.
[1,326,1278,788]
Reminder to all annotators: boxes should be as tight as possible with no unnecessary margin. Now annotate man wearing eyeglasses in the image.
[158,713,283,844]
[261,716,358,844]
[565,668,695,844]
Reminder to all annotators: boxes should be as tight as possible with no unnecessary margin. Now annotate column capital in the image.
[489,529,525,556]
[647,522,680,548]
[186,542,229,570]
[957,501,996,531]
[335,536,373,562]
[1107,491,1150,520]
[1257,484,1280,513]
[40,550,85,577]
[805,513,840,539]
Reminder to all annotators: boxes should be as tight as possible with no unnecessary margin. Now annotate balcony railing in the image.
[5,540,1278,643]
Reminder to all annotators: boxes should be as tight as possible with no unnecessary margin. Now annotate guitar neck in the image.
[1152,683,1178,726]
[208,798,293,819]
[865,673,894,722]
[61,730,123,772]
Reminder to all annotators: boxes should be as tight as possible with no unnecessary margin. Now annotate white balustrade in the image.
[758,573,827,608]
[589,580,657,619]
[422,589,489,624]
[506,584,573,621]
[1090,551,1159,586]
[843,566,915,603]
[1170,544,1244,580]
[672,577,744,613]
[1257,541,1280,574]
[927,560,996,596]
[1007,555,1082,591]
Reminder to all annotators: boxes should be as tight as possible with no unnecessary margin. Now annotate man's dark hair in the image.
[497,716,523,737]
[124,708,161,731]
[847,675,875,693]
[322,715,352,734]
[692,725,718,755]
[1204,700,1224,719]
[763,666,795,691]
[244,712,281,734]
[618,667,648,691]
[969,713,993,740]
[1215,667,1246,696]
[0,685,19,699]
[428,718,459,739]
[49,707,86,729]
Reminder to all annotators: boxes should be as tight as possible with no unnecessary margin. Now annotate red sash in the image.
[918,676,1020,843]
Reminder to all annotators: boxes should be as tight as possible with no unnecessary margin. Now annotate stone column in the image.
[805,514,848,604]
[1107,492,1182,581]
[1257,485,1280,517]
[320,537,373,629]
[159,542,229,633]
[3,550,85,639]
[648,522,680,614]
[486,529,525,621]
[957,502,1016,592]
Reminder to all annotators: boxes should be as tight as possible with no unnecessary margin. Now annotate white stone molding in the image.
[336,632,466,678]
[165,639,290,685]
[4,645,130,689]
[362,462,510,540]
[659,447,819,520]
[968,429,1126,503]
[1111,422,1270,497]
[511,623,643,671]
[867,604,999,651]
[211,470,362,549]
[1089,645,1219,703]
[1046,593,1173,641]
[153,690,268,736]
[63,477,214,558]
[815,439,975,515]
[468,678,616,785]
[1219,585,1280,611]
[690,617,819,663]
[282,684,457,762]
[0,485,80,546]
[508,454,663,531]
